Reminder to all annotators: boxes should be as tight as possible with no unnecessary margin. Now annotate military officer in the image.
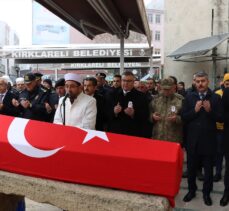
[150,78,183,143]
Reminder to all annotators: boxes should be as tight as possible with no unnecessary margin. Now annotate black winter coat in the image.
[181,89,223,155]
[222,88,229,153]
[106,88,149,137]
[0,91,20,117]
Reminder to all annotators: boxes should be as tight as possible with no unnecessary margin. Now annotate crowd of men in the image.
[1,70,229,208]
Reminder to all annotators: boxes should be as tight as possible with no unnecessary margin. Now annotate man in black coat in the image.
[181,71,223,206]
[12,73,49,122]
[105,71,149,137]
[220,87,229,206]
[0,77,20,117]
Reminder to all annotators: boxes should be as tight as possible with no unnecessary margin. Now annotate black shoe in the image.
[197,171,204,181]
[220,194,229,206]
[213,174,222,182]
[183,192,196,202]
[182,170,188,178]
[203,195,212,206]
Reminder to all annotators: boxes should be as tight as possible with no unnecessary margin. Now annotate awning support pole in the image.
[120,35,124,75]
[5,59,9,75]
[212,47,217,89]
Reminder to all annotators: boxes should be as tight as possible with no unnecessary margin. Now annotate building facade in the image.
[146,0,164,65]
[164,0,229,88]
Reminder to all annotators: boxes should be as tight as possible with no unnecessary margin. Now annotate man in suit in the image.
[0,77,20,117]
[181,71,223,206]
[106,71,149,137]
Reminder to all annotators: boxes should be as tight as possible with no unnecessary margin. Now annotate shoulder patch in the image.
[174,93,184,100]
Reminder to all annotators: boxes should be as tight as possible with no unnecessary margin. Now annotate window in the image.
[147,13,153,23]
[154,49,161,55]
[155,31,160,41]
[155,14,161,24]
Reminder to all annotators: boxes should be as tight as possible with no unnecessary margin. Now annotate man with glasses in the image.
[54,73,97,129]
[0,77,20,117]
[106,71,149,137]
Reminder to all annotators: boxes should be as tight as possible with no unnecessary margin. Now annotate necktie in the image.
[200,93,205,100]
[0,94,4,103]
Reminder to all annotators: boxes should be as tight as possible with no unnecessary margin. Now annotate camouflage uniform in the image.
[150,79,183,143]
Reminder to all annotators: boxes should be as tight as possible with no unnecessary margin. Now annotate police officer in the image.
[150,78,183,143]
[12,73,49,121]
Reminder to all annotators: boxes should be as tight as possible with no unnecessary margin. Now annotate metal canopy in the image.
[35,0,151,74]
[35,0,151,46]
[168,33,229,59]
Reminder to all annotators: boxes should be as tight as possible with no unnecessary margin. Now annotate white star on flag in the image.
[81,128,109,144]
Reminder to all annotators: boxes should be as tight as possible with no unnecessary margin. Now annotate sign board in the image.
[67,62,150,69]
[2,48,152,59]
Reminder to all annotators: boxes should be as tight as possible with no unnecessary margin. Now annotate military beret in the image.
[161,78,174,89]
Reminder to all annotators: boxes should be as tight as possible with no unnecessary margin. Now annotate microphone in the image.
[62,93,69,126]
[62,93,69,104]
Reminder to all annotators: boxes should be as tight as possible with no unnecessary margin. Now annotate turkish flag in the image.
[0,115,183,207]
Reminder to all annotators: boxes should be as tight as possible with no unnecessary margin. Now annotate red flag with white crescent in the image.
[0,115,183,207]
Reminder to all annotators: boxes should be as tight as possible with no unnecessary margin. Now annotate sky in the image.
[0,0,32,45]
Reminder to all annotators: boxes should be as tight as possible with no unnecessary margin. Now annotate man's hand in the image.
[12,98,19,107]
[114,102,122,115]
[195,100,202,113]
[124,107,135,118]
[152,112,161,121]
[20,100,31,109]
[0,103,3,110]
[45,102,52,113]
[202,100,211,112]
[167,114,177,122]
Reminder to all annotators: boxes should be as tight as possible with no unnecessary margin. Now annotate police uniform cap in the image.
[24,73,36,84]
[55,78,65,88]
[34,72,43,80]
[161,78,174,89]
[96,72,106,78]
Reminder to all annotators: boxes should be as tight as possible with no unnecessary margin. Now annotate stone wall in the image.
[0,171,171,211]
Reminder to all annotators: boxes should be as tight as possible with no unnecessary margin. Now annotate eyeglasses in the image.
[113,80,120,82]
[122,79,134,83]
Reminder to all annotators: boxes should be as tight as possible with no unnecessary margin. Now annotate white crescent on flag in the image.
[7,118,64,158]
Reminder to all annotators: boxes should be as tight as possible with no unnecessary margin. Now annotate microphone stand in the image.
[62,94,69,126]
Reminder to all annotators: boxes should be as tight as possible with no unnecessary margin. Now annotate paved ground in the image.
[174,158,228,211]
[25,160,229,211]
